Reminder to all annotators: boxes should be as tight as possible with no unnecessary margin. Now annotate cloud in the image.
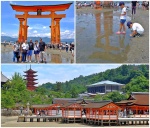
[28,27,33,30]
[61,30,74,39]
[43,26,47,29]
[33,30,37,33]
[1,32,7,36]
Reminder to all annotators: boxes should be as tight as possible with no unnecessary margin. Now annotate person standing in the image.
[34,40,40,63]
[27,39,34,62]
[39,38,47,63]
[116,2,127,34]
[21,40,29,63]
[13,41,20,63]
[65,42,69,52]
[131,1,137,19]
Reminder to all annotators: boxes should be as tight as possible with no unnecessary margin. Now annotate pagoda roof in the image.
[27,82,38,85]
[24,68,37,73]
[10,2,72,12]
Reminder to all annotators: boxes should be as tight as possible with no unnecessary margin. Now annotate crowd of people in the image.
[47,42,74,55]
[13,38,74,63]
[77,1,149,10]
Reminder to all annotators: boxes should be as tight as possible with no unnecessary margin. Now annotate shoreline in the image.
[1,116,149,127]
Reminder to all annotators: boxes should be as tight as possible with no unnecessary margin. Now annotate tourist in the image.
[27,39,34,62]
[145,1,149,10]
[65,42,69,52]
[21,40,29,63]
[13,41,20,63]
[59,43,62,52]
[131,1,137,19]
[39,38,47,63]
[116,2,127,34]
[142,1,146,10]
[34,40,40,63]
[127,21,144,37]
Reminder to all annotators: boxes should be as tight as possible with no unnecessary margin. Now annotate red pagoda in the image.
[24,66,38,91]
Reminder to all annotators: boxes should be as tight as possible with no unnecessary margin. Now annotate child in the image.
[116,2,127,34]
[127,21,144,37]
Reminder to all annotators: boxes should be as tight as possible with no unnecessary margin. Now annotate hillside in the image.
[40,65,149,94]
[1,36,74,43]
[2,65,149,108]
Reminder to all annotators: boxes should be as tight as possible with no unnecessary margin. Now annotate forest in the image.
[1,65,149,109]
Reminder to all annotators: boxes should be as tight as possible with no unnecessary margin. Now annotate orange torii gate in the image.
[10,3,72,44]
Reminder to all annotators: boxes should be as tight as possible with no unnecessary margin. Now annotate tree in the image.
[94,94,103,101]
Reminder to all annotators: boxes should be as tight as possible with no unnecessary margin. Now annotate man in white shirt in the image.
[116,2,127,34]
[21,40,29,63]
[127,21,144,37]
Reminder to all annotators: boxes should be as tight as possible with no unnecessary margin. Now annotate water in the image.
[76,10,132,63]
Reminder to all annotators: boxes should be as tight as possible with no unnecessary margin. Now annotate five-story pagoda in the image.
[24,66,38,91]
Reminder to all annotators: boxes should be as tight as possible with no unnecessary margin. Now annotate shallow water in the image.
[76,10,132,63]
[1,50,73,64]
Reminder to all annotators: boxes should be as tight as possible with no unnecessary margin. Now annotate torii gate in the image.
[10,3,72,44]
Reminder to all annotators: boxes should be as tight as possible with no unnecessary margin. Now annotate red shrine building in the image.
[24,67,38,91]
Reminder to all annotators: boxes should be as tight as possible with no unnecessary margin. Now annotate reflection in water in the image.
[50,54,62,63]
[76,11,131,63]
[1,51,72,63]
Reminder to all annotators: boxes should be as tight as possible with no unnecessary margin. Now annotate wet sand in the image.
[1,45,74,63]
[76,7,149,63]
[1,116,148,127]
[125,9,149,63]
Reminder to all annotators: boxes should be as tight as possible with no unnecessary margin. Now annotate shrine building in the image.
[87,80,125,94]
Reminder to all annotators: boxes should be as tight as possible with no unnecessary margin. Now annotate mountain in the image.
[1,36,74,44]
[40,65,149,94]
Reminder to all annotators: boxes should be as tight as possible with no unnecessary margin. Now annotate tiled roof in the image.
[87,80,124,87]
[116,92,149,106]
[84,101,112,108]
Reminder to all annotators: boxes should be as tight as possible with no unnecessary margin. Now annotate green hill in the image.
[40,65,149,94]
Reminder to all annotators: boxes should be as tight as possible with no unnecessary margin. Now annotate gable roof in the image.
[116,92,149,106]
[84,101,112,108]
[87,80,124,87]
[1,72,9,83]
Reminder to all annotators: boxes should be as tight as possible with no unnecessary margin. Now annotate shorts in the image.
[34,50,40,54]
[40,51,47,59]
[120,19,126,24]
[27,50,33,56]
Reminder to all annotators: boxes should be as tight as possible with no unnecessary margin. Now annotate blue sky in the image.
[1,1,74,39]
[1,64,121,86]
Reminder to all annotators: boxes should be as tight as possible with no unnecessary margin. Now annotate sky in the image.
[1,64,122,86]
[1,1,74,39]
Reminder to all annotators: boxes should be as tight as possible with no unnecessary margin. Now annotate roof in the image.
[84,101,112,108]
[24,69,37,73]
[10,3,72,12]
[53,98,83,104]
[31,104,52,108]
[1,72,9,82]
[87,80,124,87]
[116,92,149,106]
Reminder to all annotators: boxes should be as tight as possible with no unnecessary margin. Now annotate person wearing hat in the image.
[127,21,144,37]
[116,2,127,34]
